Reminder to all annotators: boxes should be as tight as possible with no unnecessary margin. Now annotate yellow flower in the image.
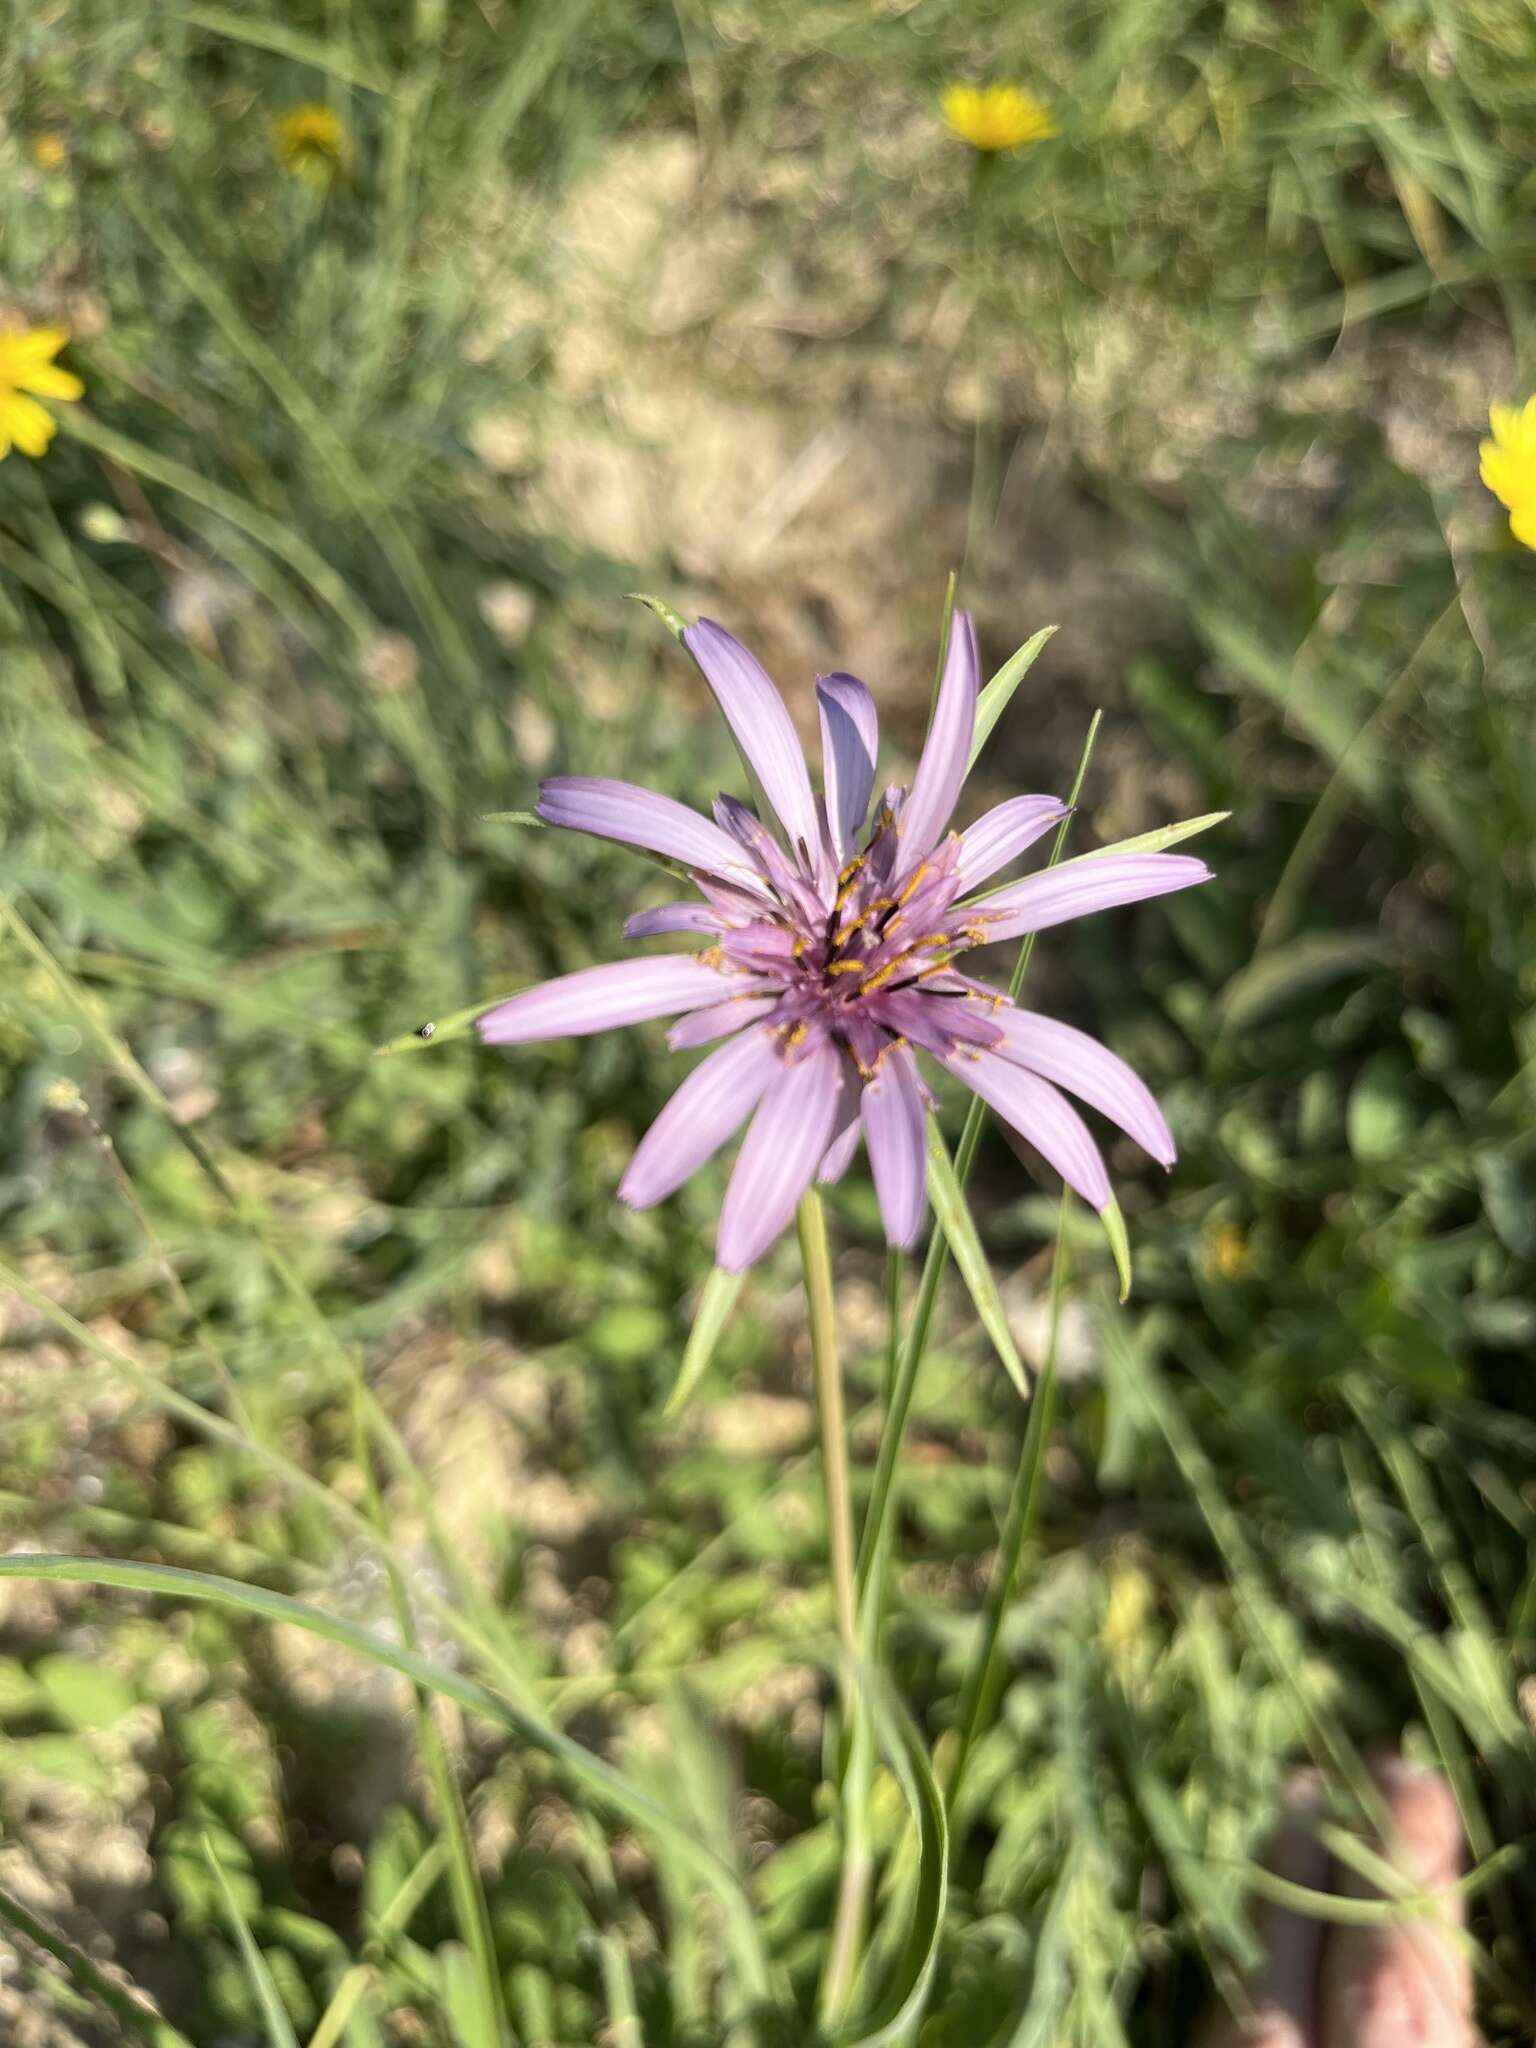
[1100,1562,1154,1676]
[941,82,1057,155]
[32,132,68,171]
[1202,1221,1250,1280]
[1480,397,1536,550]
[0,327,84,463]
[274,103,348,183]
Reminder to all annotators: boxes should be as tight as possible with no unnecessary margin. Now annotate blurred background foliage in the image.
[1,0,1534,2041]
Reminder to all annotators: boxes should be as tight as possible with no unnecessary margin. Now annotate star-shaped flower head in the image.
[476,614,1213,1272]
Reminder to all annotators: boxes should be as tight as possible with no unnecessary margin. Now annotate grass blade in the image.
[0,1884,195,2048]
[845,1682,949,2047]
[203,1833,302,2048]
[174,6,391,88]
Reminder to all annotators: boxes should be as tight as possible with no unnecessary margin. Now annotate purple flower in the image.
[478,614,1212,1270]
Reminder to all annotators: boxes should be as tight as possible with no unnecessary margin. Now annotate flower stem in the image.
[946,1197,1071,1814]
[855,712,1102,1607]
[797,1189,870,2025]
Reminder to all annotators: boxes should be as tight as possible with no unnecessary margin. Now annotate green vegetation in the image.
[1,1,1533,2041]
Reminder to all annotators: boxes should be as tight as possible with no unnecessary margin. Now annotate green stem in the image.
[855,711,1102,1606]
[797,1191,870,2027]
[946,1199,1071,1812]
[881,1248,905,1412]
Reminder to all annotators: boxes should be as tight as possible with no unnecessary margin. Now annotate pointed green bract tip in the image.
[372,996,493,1057]
[662,1264,744,1417]
[1101,1198,1133,1303]
[627,593,690,641]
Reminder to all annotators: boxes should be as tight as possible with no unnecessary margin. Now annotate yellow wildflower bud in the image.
[941,83,1057,156]
[274,103,348,184]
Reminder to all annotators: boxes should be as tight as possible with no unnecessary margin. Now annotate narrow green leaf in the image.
[663,1266,745,1417]
[174,6,391,89]
[846,1683,949,2046]
[0,1883,195,2048]
[967,625,1058,769]
[1100,1197,1132,1303]
[925,1122,1028,1399]
[968,810,1228,905]
[627,592,690,640]
[478,810,543,827]
[307,1847,447,2048]
[203,1833,301,2048]
[1076,810,1229,859]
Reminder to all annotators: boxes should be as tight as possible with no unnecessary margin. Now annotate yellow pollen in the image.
[826,958,867,975]
[909,931,952,952]
[916,954,962,981]
[858,955,911,995]
[869,1036,909,1074]
[784,1021,808,1052]
[964,925,988,946]
[897,863,931,907]
[696,945,724,969]
[792,935,808,959]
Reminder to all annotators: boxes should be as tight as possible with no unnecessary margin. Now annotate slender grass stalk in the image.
[0,1884,195,2048]
[946,1196,1072,1814]
[797,1190,872,2028]
[855,711,1102,1609]
[351,1390,511,2048]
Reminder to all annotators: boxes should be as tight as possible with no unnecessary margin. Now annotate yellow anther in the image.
[897,863,931,907]
[826,958,867,976]
[697,946,724,969]
[792,935,808,959]
[783,1020,808,1052]
[869,1036,908,1074]
[859,956,909,994]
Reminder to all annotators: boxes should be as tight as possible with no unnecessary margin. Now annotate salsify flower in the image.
[477,614,1212,1271]
[0,327,83,463]
[274,103,348,183]
[941,83,1057,155]
[1479,397,1536,550]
